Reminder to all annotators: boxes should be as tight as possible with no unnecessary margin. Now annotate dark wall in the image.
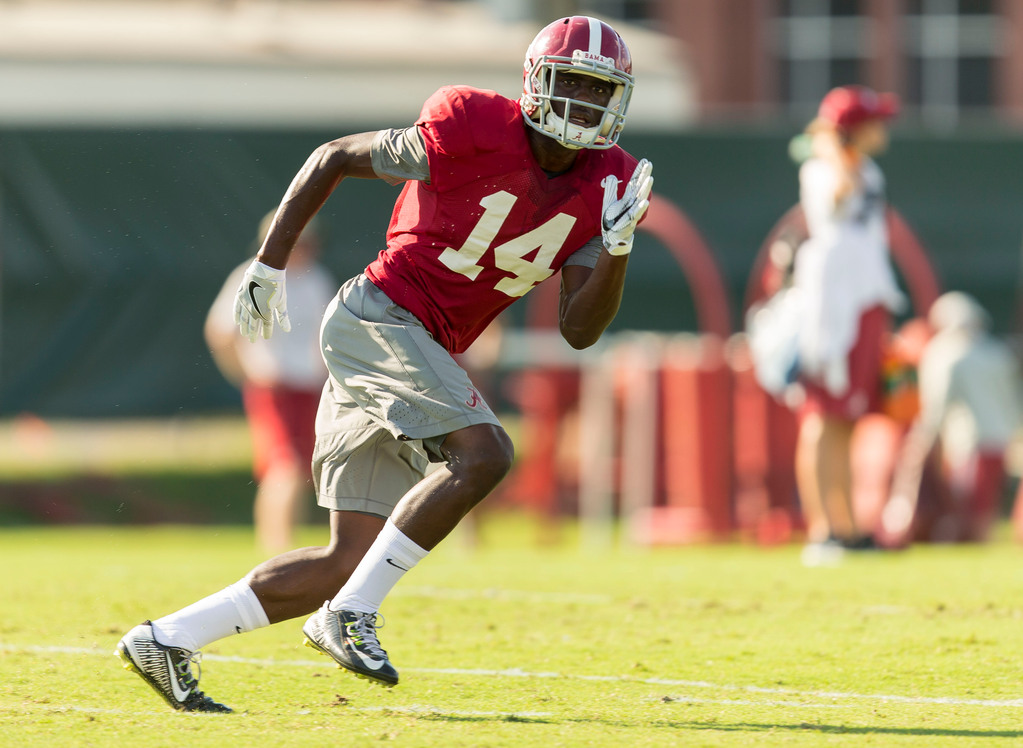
[2,125,1022,417]
[0,127,397,417]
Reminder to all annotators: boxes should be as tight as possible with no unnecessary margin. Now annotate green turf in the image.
[2,517,1023,747]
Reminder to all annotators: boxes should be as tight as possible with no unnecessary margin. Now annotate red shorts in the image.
[800,305,889,422]
[948,451,1005,518]
[242,384,320,480]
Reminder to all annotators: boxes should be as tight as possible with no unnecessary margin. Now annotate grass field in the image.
[3,516,1023,747]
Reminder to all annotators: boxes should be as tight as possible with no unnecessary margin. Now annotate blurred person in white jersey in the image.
[885,291,1022,543]
[790,86,905,566]
[115,15,653,712]
[205,212,336,554]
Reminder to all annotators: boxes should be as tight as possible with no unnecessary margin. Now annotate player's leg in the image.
[832,305,889,550]
[795,411,852,566]
[115,509,383,712]
[253,460,307,553]
[302,275,511,685]
[246,386,319,554]
[798,306,887,563]
[389,422,515,549]
[248,510,384,621]
[817,413,856,539]
[327,422,513,611]
[304,422,513,686]
[795,410,831,543]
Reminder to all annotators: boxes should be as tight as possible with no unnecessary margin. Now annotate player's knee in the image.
[466,434,515,486]
[481,428,515,481]
[447,426,514,486]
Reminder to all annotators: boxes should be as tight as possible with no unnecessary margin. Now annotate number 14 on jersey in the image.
[438,190,577,297]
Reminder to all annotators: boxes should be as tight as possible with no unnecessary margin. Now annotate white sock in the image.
[150,580,270,652]
[329,519,428,614]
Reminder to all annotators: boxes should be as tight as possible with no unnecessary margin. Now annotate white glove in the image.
[601,158,654,256]
[233,259,291,342]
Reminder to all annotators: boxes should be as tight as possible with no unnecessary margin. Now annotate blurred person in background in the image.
[116,15,652,712]
[205,213,337,554]
[789,86,905,566]
[884,291,1022,543]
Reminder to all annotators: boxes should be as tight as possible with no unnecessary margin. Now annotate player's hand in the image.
[601,158,653,256]
[233,259,291,342]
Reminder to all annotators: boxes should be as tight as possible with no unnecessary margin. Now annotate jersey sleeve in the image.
[413,86,520,192]
[371,127,430,185]
[416,86,477,160]
[562,236,603,269]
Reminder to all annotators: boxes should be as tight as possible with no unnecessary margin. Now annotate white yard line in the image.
[7,643,1023,709]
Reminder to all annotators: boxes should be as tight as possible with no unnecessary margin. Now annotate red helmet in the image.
[520,16,634,150]
[818,85,899,131]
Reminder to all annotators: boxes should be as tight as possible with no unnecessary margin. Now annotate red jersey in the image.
[364,85,639,354]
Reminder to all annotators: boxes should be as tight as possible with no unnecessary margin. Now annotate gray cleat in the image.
[302,603,398,687]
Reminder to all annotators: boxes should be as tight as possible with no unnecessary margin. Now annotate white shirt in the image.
[918,330,1022,464]
[792,156,904,395]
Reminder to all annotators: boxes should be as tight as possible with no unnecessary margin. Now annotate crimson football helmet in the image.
[521,16,634,150]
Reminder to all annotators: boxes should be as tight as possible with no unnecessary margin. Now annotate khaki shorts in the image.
[312,274,503,517]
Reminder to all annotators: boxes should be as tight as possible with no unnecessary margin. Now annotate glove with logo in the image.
[601,158,654,256]
[233,259,291,342]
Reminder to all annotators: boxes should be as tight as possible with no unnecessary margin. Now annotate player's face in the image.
[851,119,890,156]
[550,71,614,129]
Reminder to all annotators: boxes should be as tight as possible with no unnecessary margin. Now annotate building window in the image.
[774,0,873,120]
[775,0,1001,127]
[904,0,1001,128]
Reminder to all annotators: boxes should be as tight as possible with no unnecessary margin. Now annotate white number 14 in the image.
[437,190,577,297]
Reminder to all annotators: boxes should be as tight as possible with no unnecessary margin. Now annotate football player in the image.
[116,15,653,712]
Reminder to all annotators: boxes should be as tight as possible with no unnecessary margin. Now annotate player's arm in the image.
[559,254,628,350]
[558,159,653,350]
[257,131,380,270]
[886,350,951,522]
[233,130,395,341]
[810,130,860,207]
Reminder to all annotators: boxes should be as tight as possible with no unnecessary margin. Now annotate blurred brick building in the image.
[653,0,1023,128]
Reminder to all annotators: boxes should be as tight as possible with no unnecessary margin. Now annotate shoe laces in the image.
[173,649,203,689]
[344,612,387,659]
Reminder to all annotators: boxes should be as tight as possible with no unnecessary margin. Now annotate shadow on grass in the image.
[668,720,1023,739]
[381,709,555,725]
[388,711,1023,737]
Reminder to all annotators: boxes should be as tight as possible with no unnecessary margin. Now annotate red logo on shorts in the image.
[465,386,482,409]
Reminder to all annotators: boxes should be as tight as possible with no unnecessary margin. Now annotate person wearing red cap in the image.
[817,85,899,132]
[790,85,906,566]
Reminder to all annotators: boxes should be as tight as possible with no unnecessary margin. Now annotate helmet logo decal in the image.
[573,49,614,68]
